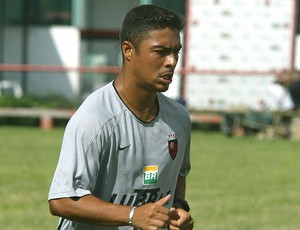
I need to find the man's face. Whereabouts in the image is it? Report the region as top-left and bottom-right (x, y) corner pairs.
(130, 28), (182, 92)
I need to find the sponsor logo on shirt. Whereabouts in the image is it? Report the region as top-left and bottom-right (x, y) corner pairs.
(143, 165), (158, 185)
(109, 188), (171, 206)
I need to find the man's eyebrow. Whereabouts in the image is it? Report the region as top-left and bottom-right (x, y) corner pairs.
(152, 45), (169, 49)
(152, 45), (182, 50)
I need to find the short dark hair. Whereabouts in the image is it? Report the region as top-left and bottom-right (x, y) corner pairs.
(119, 4), (185, 51)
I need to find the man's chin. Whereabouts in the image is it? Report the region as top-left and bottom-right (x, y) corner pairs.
(157, 85), (169, 92)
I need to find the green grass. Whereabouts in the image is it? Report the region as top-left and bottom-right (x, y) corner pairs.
(0, 127), (62, 229)
(188, 131), (300, 230)
(0, 127), (300, 229)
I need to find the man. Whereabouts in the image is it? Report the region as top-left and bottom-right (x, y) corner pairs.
(275, 69), (300, 110)
(48, 4), (194, 230)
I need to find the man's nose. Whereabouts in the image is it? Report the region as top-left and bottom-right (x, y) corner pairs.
(165, 53), (178, 68)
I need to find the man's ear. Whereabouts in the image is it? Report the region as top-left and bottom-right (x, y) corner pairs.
(122, 41), (133, 61)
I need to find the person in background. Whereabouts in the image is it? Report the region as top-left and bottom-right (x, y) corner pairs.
(275, 69), (300, 110)
(48, 4), (194, 230)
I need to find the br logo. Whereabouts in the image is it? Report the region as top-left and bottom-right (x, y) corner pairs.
(143, 165), (158, 185)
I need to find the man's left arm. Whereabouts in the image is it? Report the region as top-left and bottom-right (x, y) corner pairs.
(170, 176), (194, 230)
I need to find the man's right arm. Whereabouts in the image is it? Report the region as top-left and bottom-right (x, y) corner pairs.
(49, 194), (131, 226)
(49, 194), (172, 229)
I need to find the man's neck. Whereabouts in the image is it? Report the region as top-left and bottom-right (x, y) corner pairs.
(114, 77), (159, 122)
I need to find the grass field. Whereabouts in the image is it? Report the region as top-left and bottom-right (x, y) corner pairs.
(0, 126), (299, 229)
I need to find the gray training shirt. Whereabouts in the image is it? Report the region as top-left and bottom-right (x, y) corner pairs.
(48, 81), (191, 230)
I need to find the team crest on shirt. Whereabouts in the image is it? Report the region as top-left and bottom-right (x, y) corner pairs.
(168, 139), (178, 160)
(168, 131), (178, 160)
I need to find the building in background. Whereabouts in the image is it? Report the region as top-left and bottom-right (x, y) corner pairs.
(184, 0), (299, 111)
(0, 0), (299, 113)
(0, 0), (184, 100)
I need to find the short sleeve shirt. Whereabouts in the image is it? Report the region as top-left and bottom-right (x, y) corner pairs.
(48, 82), (191, 230)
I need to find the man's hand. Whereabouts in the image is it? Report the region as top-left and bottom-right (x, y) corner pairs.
(132, 194), (172, 230)
(169, 207), (194, 230)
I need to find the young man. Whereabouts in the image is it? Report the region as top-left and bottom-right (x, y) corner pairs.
(48, 4), (194, 230)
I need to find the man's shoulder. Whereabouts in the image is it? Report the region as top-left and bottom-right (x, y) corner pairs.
(89, 81), (115, 97)
(158, 93), (190, 118)
(71, 82), (124, 124)
(84, 82), (117, 106)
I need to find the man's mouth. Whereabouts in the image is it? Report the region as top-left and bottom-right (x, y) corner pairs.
(160, 72), (173, 84)
(162, 70), (174, 78)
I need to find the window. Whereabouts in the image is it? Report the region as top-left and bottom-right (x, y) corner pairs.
(1, 0), (71, 26)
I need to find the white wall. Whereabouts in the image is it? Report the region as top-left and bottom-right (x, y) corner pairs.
(2, 27), (23, 91)
(27, 26), (80, 98)
(3, 26), (80, 99)
(184, 0), (297, 111)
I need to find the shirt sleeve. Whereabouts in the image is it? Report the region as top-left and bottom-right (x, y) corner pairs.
(179, 115), (191, 178)
(48, 115), (103, 200)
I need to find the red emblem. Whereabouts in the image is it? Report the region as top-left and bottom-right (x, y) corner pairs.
(168, 139), (178, 160)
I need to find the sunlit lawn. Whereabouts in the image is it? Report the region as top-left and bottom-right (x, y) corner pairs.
(188, 131), (300, 230)
(0, 126), (300, 229)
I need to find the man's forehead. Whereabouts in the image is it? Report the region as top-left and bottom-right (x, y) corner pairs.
(144, 28), (182, 46)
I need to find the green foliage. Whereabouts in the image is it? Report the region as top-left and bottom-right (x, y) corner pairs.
(0, 117), (38, 126)
(0, 95), (79, 109)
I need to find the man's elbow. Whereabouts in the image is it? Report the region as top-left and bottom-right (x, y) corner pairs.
(48, 199), (63, 217)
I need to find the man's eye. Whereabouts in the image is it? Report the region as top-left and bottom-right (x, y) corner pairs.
(156, 50), (169, 56)
(154, 48), (180, 57)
